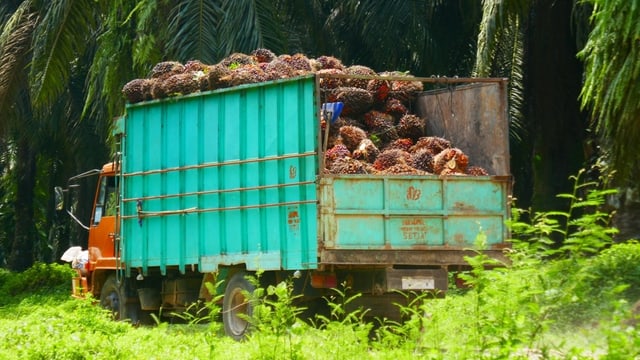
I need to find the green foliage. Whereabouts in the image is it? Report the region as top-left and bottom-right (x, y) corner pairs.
(251, 279), (305, 336)
(552, 241), (640, 326)
(506, 168), (626, 326)
(3, 170), (640, 359)
(0, 262), (74, 302)
(579, 0), (640, 183)
(581, 242), (640, 302)
(247, 278), (307, 360)
(318, 283), (368, 326)
(508, 168), (617, 259)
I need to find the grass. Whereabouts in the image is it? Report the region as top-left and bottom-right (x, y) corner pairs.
(0, 261), (637, 359)
(2, 170), (640, 359)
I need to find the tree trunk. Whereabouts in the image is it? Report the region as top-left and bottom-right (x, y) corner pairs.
(525, 0), (588, 212)
(8, 138), (37, 271)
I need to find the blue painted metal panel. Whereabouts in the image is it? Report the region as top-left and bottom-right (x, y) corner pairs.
(121, 76), (318, 274)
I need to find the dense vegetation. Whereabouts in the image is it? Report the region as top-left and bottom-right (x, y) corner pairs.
(2, 173), (639, 359)
(3, 0), (640, 271)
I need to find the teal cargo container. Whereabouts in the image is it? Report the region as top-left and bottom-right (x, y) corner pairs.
(120, 75), (319, 275)
(64, 73), (510, 338)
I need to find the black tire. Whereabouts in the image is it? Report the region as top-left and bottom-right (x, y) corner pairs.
(222, 272), (255, 340)
(100, 274), (140, 323)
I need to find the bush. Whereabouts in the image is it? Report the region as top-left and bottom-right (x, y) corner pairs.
(580, 241), (640, 302)
(0, 262), (74, 302)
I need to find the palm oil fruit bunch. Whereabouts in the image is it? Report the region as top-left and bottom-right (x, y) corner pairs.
(119, 50), (489, 177)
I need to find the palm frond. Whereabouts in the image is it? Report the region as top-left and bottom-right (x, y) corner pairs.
(166, 0), (221, 63)
(218, 0), (287, 56)
(474, 0), (530, 77)
(1, 1), (22, 23)
(505, 17), (526, 144)
(579, 0), (640, 181)
(83, 0), (136, 130)
(323, 0), (436, 71)
(28, 0), (97, 108)
(323, 0), (479, 75)
(276, 0), (331, 55)
(0, 3), (35, 126)
(129, 0), (166, 74)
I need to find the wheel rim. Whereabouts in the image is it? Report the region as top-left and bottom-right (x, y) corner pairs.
(228, 287), (249, 336)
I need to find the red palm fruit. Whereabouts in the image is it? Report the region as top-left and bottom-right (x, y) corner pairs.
(317, 68), (346, 90)
(384, 98), (409, 117)
(329, 157), (368, 174)
(339, 125), (368, 152)
(466, 166), (489, 176)
(160, 73), (200, 97)
(410, 136), (452, 155)
(384, 138), (414, 152)
(352, 138), (380, 164)
(150, 61), (185, 80)
(411, 149), (435, 173)
(330, 87), (374, 116)
(325, 144), (351, 168)
(344, 65), (376, 89)
(367, 78), (390, 104)
(220, 52), (256, 68)
(224, 64), (268, 86)
(372, 149), (412, 171)
(381, 163), (427, 175)
(397, 114), (425, 141)
(207, 64), (232, 90)
(251, 48), (277, 63)
(433, 148), (469, 174)
(315, 55), (345, 70)
(122, 79), (149, 103)
(264, 59), (297, 79)
(389, 76), (424, 103)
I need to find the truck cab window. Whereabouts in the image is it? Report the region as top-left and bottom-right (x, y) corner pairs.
(93, 176), (117, 225)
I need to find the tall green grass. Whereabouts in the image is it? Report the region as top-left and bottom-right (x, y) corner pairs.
(1, 169), (640, 359)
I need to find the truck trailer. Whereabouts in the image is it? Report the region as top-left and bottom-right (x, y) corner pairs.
(58, 73), (511, 339)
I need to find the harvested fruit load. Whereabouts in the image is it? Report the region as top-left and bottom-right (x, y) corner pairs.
(122, 49), (328, 103)
(325, 136), (485, 176)
(121, 50), (490, 176)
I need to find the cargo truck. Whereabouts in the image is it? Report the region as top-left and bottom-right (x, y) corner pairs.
(57, 73), (511, 339)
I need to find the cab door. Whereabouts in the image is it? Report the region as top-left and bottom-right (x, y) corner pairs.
(88, 174), (118, 262)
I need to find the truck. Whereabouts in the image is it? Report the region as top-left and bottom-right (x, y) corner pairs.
(57, 72), (511, 339)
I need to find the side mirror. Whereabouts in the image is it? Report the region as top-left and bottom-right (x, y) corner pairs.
(54, 186), (64, 211)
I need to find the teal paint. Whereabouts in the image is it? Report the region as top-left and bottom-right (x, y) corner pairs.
(319, 176), (509, 249)
(121, 76), (319, 274)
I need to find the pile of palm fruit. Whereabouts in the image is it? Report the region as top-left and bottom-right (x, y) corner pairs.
(121, 49), (489, 176)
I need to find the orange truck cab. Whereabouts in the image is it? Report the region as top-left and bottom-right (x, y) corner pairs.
(60, 162), (119, 299)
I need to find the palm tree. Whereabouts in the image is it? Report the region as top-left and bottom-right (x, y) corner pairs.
(6, 0), (633, 269)
(473, 0), (592, 213)
(0, 0), (108, 270)
(0, 1), (40, 270)
(0, 0), (324, 269)
(579, 0), (640, 185)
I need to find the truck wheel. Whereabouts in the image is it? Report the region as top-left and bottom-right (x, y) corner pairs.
(100, 275), (140, 323)
(223, 272), (255, 340)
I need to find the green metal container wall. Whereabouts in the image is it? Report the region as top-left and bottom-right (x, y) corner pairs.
(120, 76), (318, 275)
(319, 175), (509, 250)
